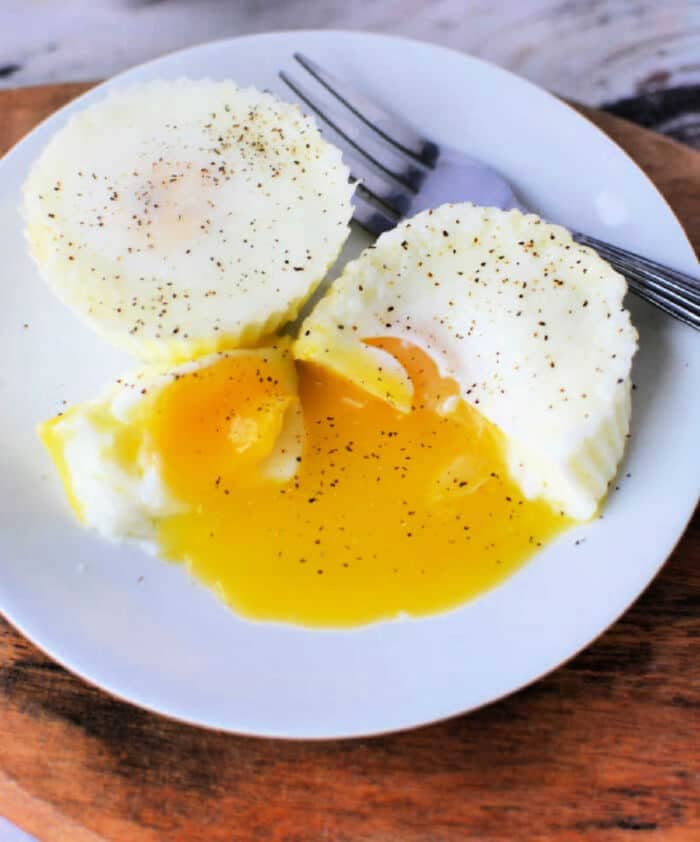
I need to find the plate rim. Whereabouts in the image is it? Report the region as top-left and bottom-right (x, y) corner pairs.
(1, 28), (698, 740)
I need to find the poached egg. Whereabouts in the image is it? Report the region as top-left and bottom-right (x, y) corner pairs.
(24, 80), (354, 361)
(295, 204), (638, 519)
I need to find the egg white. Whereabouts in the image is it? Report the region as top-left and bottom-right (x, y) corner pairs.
(24, 80), (355, 361)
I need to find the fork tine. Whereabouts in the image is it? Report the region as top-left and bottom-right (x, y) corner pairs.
(352, 186), (399, 236)
(279, 70), (427, 192)
(280, 67), (413, 217)
(294, 53), (439, 168)
(352, 168), (411, 219)
(281, 68), (407, 224)
(347, 162), (414, 218)
(321, 130), (415, 218)
(281, 71), (413, 216)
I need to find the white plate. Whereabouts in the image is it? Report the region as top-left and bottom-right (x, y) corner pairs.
(0, 31), (698, 739)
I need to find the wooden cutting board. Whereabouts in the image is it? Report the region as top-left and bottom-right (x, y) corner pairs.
(1, 83), (698, 842)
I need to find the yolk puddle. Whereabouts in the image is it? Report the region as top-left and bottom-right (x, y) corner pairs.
(148, 345), (571, 626)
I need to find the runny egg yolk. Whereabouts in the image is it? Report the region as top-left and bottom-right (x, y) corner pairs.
(147, 343), (571, 626)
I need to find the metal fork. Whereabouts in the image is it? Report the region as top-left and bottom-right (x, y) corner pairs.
(280, 53), (700, 330)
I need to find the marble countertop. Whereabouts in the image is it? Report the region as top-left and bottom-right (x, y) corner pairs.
(1, 1), (699, 143)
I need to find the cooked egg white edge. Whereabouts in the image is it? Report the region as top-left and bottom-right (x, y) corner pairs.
(295, 203), (638, 520)
(57, 413), (184, 544)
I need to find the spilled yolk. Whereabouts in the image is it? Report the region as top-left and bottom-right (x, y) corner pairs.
(147, 344), (571, 626)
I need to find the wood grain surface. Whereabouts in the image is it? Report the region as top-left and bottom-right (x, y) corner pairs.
(1, 83), (698, 842)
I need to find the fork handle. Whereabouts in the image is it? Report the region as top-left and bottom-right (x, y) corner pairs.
(572, 232), (700, 330)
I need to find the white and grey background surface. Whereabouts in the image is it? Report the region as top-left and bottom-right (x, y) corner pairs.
(1, 1), (699, 840)
(2, 0), (700, 147)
